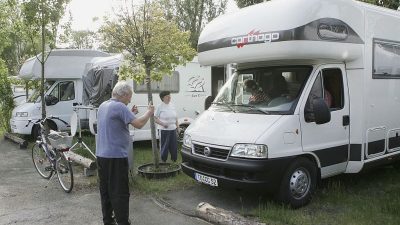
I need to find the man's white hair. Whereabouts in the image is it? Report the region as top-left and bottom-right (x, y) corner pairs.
(112, 81), (132, 99)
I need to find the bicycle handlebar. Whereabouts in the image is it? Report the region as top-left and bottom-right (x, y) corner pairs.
(25, 116), (69, 127)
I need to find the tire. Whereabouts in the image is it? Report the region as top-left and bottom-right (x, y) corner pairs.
(32, 125), (41, 140)
(32, 143), (53, 179)
(56, 153), (74, 193)
(277, 157), (317, 208)
(178, 124), (188, 142)
(46, 120), (58, 131)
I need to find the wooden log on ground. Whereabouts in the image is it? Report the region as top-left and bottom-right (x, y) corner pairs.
(65, 151), (96, 170)
(196, 202), (266, 225)
(4, 132), (28, 149)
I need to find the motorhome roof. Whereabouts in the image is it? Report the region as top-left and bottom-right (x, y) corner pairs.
(19, 49), (111, 80)
(197, 0), (398, 66)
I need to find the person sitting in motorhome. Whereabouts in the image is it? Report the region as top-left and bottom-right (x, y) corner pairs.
(269, 74), (289, 98)
(244, 79), (270, 104)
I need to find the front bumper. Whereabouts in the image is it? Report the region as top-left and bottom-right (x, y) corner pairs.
(181, 146), (294, 191)
(10, 118), (32, 135)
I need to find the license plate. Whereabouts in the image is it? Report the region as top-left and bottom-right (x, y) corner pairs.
(195, 173), (218, 187)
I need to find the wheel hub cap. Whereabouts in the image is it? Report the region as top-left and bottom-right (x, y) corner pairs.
(289, 169), (310, 199)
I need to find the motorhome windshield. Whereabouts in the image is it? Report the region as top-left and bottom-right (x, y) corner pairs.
(27, 81), (54, 103)
(213, 66), (312, 114)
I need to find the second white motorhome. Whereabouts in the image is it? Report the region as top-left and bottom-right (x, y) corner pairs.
(11, 49), (228, 141)
(181, 0), (400, 207)
(10, 49), (111, 138)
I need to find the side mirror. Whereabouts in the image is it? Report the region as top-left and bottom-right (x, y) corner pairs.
(312, 98), (331, 124)
(45, 95), (59, 106)
(204, 96), (215, 110)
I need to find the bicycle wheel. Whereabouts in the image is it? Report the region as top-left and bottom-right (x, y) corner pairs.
(32, 143), (53, 179)
(56, 153), (74, 193)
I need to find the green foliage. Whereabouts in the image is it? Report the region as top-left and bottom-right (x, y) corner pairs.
(21, 0), (71, 50)
(235, 0), (268, 8)
(68, 30), (96, 49)
(235, 0), (399, 10)
(0, 60), (15, 132)
(100, 1), (196, 82)
(161, 0), (227, 49)
(359, 0), (399, 10)
(1, 0), (39, 76)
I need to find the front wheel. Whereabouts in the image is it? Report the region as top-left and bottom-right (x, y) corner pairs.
(32, 143), (53, 179)
(56, 153), (74, 193)
(277, 157), (317, 208)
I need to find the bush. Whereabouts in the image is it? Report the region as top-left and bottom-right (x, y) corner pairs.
(0, 59), (15, 132)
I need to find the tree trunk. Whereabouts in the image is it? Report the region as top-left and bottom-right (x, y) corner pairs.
(40, 13), (46, 120)
(145, 65), (160, 169)
(196, 202), (266, 225)
(66, 151), (96, 169)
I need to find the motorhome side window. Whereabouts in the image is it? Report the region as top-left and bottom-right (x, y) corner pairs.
(133, 71), (179, 93)
(60, 82), (75, 101)
(373, 39), (400, 78)
(305, 68), (344, 122)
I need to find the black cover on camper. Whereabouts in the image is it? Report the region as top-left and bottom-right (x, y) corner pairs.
(83, 67), (118, 107)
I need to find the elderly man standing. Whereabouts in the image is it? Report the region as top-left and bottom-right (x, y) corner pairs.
(96, 81), (154, 225)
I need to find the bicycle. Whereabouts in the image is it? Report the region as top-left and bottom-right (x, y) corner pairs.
(27, 116), (74, 193)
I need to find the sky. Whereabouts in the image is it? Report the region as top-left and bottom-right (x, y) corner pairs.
(65, 0), (239, 31)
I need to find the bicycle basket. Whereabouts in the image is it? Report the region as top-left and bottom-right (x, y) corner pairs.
(48, 131), (73, 149)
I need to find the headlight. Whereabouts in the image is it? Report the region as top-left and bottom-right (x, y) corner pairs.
(15, 112), (28, 117)
(183, 134), (192, 148)
(230, 144), (268, 159)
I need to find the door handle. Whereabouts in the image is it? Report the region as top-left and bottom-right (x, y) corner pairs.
(343, 115), (350, 126)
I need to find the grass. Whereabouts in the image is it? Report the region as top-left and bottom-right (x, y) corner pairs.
(129, 141), (196, 195)
(66, 132), (196, 195)
(254, 165), (400, 225)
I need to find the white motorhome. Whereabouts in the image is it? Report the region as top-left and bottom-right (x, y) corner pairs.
(126, 57), (227, 141)
(10, 49), (111, 137)
(181, 0), (400, 207)
(84, 54), (227, 141)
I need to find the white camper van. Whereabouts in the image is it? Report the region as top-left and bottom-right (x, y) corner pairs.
(127, 57), (227, 141)
(10, 49), (111, 137)
(181, 0), (400, 207)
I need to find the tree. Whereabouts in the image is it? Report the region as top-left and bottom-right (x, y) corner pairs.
(1, 0), (39, 77)
(100, 0), (196, 168)
(0, 59), (14, 132)
(161, 0), (227, 49)
(21, 0), (70, 119)
(235, 0), (399, 10)
(235, 0), (268, 8)
(67, 30), (96, 49)
(359, 0), (400, 10)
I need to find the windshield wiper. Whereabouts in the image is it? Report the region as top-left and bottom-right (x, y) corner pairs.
(212, 102), (236, 113)
(230, 104), (270, 115)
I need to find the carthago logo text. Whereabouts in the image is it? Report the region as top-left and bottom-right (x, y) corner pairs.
(231, 30), (280, 48)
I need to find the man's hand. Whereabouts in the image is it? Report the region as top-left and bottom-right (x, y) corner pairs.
(147, 101), (155, 115)
(131, 105), (139, 114)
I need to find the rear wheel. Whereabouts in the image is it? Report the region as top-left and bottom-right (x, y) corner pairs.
(56, 153), (74, 193)
(277, 157), (317, 208)
(32, 143), (53, 179)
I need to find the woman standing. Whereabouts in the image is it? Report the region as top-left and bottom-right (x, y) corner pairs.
(155, 91), (179, 162)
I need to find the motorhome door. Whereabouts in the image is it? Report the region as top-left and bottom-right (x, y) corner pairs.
(300, 64), (350, 178)
(46, 81), (76, 130)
